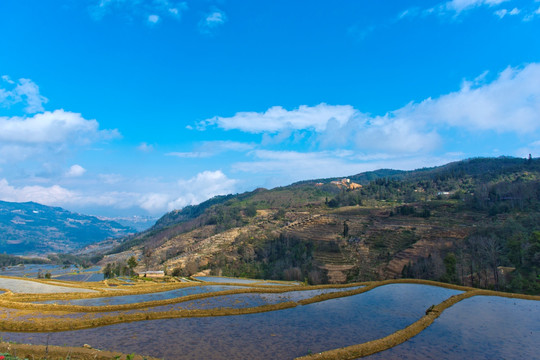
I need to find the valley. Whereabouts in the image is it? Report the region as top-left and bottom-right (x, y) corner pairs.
(0, 157), (538, 359)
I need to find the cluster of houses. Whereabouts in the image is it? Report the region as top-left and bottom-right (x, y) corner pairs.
(316, 178), (362, 190)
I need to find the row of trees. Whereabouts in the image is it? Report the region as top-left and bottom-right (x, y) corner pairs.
(103, 256), (138, 279)
(402, 217), (540, 294)
(207, 233), (327, 284)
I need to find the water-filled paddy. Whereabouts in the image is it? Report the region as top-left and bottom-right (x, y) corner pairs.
(54, 273), (105, 282)
(37, 285), (244, 306)
(367, 295), (540, 360)
(0, 284), (461, 359)
(195, 276), (264, 284)
(0, 264), (77, 277)
(195, 276), (302, 286)
(0, 264), (103, 282)
(120, 286), (365, 312)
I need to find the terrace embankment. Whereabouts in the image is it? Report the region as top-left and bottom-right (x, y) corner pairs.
(295, 280), (540, 360)
(0, 342), (158, 360)
(0, 277), (538, 359)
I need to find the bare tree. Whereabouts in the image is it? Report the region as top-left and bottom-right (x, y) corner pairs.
(480, 236), (502, 290)
(143, 247), (153, 271)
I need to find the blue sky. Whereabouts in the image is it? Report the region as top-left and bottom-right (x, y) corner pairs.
(1, 0), (540, 217)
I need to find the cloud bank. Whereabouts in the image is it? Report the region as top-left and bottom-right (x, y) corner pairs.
(200, 63), (540, 155)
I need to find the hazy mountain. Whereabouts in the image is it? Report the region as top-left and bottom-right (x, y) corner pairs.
(96, 216), (158, 232)
(0, 201), (136, 255)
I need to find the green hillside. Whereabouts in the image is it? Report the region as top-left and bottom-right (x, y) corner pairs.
(103, 157), (540, 294)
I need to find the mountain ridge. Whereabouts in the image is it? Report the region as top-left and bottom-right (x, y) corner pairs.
(87, 156), (540, 294)
(0, 200), (136, 255)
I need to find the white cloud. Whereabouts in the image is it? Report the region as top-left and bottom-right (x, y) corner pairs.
(0, 178), (139, 209)
(0, 172), (236, 215)
(138, 170), (238, 212)
(65, 164), (86, 177)
(397, 63), (540, 133)
(166, 151), (212, 158)
(166, 141), (254, 158)
(1, 75), (14, 84)
(137, 142), (154, 152)
(495, 8), (508, 17)
(200, 63), (540, 157)
(90, 0), (188, 23)
(350, 116), (442, 153)
(0, 77), (120, 168)
(523, 5), (540, 21)
(0, 178), (76, 205)
(199, 104), (357, 133)
(138, 193), (171, 213)
(199, 140), (254, 152)
(232, 150), (462, 185)
(169, 170), (236, 209)
(495, 7), (520, 18)
(199, 8), (227, 34)
(0, 109), (119, 145)
(98, 173), (124, 184)
(148, 14), (160, 23)
(398, 0), (512, 20)
(443, 0), (510, 14)
(0, 77), (48, 113)
(199, 103), (439, 154)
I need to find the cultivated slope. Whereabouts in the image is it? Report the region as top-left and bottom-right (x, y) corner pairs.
(102, 157), (540, 292)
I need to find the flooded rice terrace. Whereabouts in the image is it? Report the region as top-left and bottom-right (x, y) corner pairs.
(367, 295), (540, 360)
(0, 264), (104, 281)
(0, 272), (537, 360)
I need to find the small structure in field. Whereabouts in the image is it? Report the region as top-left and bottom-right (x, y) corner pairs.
(330, 178), (362, 190)
(138, 270), (165, 278)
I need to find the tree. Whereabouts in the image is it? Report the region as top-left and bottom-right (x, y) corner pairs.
(479, 236), (502, 290)
(442, 253), (458, 284)
(143, 247), (153, 271)
(103, 263), (114, 279)
(245, 204), (257, 217)
(127, 256), (138, 276)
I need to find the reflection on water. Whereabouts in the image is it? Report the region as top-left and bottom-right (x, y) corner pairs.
(55, 273), (105, 282)
(195, 276), (302, 286)
(127, 286), (365, 312)
(1, 284), (460, 359)
(37, 285), (244, 306)
(0, 264), (102, 281)
(195, 276), (261, 284)
(367, 295), (540, 360)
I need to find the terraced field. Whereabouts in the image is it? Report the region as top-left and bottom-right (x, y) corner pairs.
(0, 275), (537, 360)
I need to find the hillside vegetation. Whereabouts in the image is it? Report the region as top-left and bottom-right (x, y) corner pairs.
(102, 157), (540, 294)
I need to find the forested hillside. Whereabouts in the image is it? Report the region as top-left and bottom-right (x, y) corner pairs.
(101, 157), (540, 294)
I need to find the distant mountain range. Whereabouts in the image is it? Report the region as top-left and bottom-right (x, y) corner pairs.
(0, 201), (136, 255)
(96, 215), (158, 232)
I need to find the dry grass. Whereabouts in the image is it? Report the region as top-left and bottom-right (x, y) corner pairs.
(0, 341), (158, 360)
